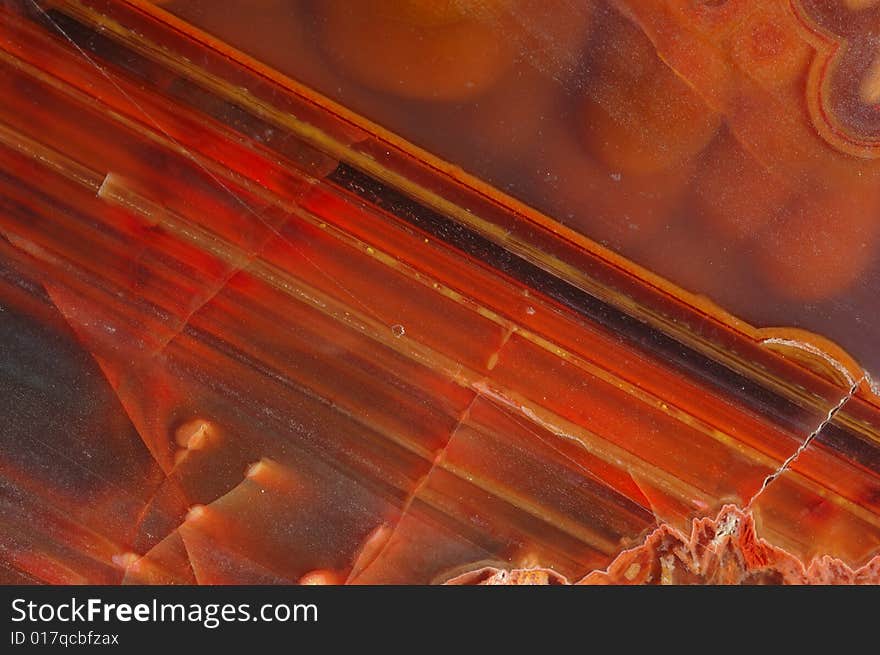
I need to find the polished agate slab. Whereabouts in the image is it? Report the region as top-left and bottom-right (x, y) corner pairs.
(0, 0), (878, 585)
(162, 0), (880, 386)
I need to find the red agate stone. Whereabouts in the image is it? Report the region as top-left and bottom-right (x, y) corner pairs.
(1, 1), (880, 586)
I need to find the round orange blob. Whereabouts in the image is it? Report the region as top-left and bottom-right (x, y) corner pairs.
(755, 175), (880, 300)
(316, 0), (513, 101)
(496, 0), (594, 80)
(463, 65), (565, 166)
(728, 3), (812, 91)
(579, 8), (721, 175)
(692, 130), (797, 241)
(535, 121), (692, 253)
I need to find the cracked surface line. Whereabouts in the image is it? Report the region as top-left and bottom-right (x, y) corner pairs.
(345, 389), (482, 582)
(175, 530), (198, 585)
(345, 324), (519, 581)
(0, 266), (186, 565)
(127, 471), (190, 547)
(148, 249), (263, 360)
(746, 378), (863, 509)
(129, 470), (290, 584)
(0, 278), (198, 566)
(88, 352), (172, 474)
(28, 1), (392, 350)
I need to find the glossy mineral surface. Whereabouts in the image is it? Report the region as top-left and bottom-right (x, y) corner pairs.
(165, 0), (880, 384)
(0, 0), (879, 585)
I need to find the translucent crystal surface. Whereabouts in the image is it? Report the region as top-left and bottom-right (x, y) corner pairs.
(1, 1), (879, 585)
